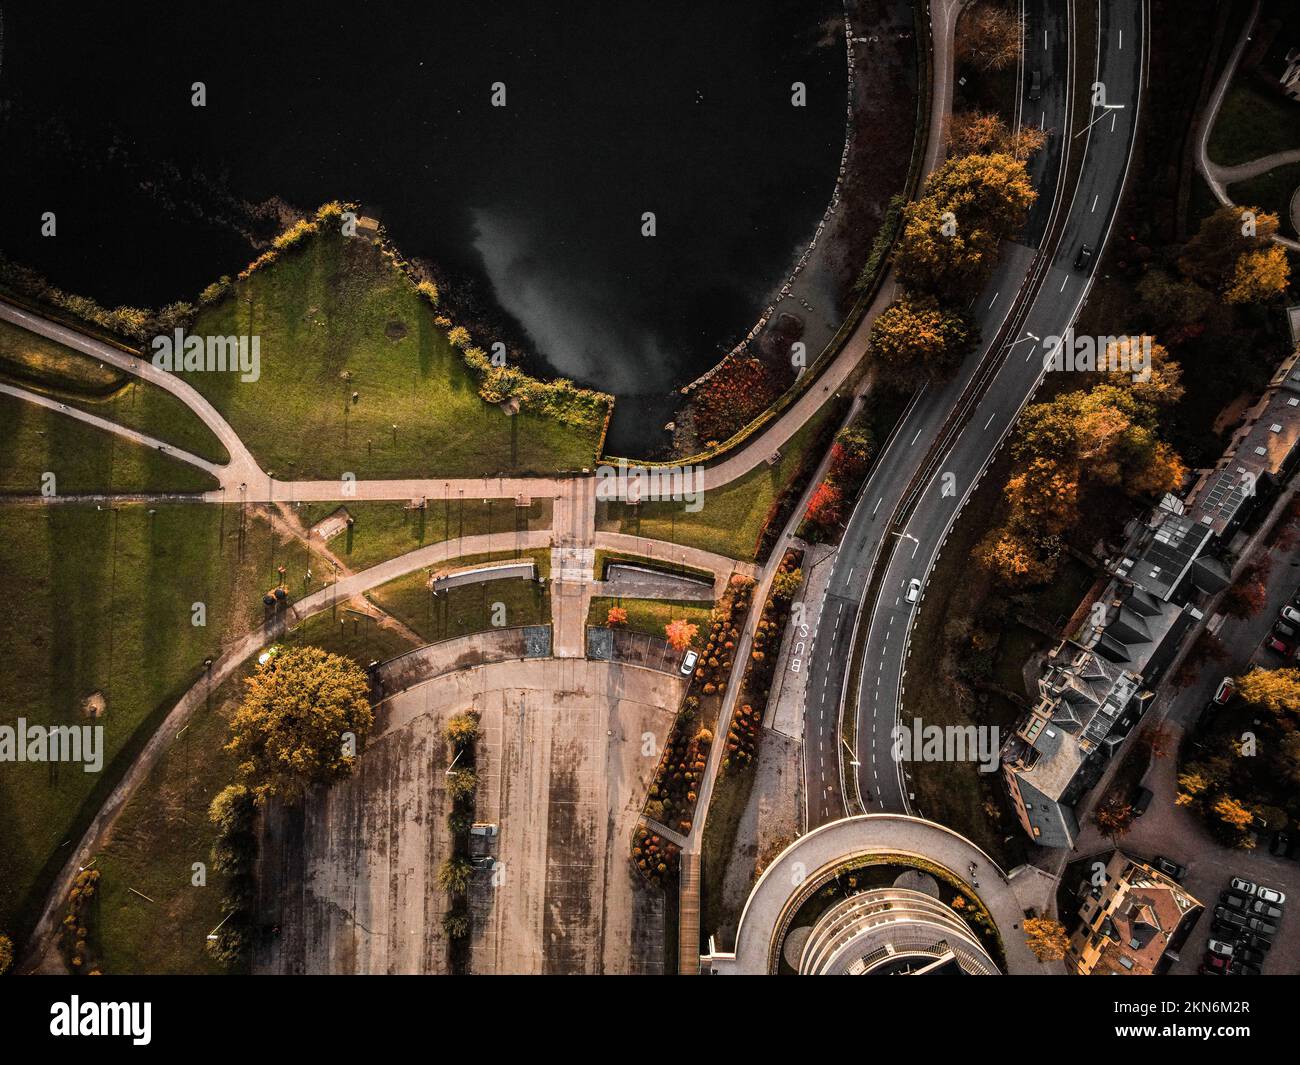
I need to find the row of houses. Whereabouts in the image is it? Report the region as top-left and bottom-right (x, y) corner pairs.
(1002, 345), (1300, 848)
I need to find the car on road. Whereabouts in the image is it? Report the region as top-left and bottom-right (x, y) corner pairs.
(1214, 907), (1248, 930)
(1206, 938), (1235, 957)
(1029, 69), (1042, 100)
(1246, 917), (1278, 936)
(1231, 877), (1259, 897)
(1154, 855), (1187, 881)
(1249, 900), (1283, 920)
(1074, 243), (1093, 270)
(679, 650), (698, 677)
(1257, 886), (1286, 905)
(1213, 677), (1236, 705)
(905, 578), (921, 604)
(1281, 605), (1300, 628)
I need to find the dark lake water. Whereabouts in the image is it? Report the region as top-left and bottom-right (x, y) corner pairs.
(0, 1), (846, 454)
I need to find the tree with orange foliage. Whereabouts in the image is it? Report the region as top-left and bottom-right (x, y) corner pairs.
(804, 482), (844, 531)
(606, 606), (628, 627)
(664, 618), (699, 652)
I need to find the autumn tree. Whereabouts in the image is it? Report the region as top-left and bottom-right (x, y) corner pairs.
(1023, 917), (1070, 961)
(442, 909), (470, 939)
(1095, 798), (1135, 841)
(804, 482), (844, 531)
(1225, 244), (1290, 305)
(665, 618), (699, 652)
(1213, 795), (1255, 835)
(1236, 667), (1300, 715)
(869, 294), (976, 382)
(606, 606), (629, 627)
(957, 3), (1024, 70)
(1135, 269), (1214, 335)
(225, 646), (374, 804)
(771, 567), (804, 599)
(947, 109), (1047, 160)
(445, 712), (479, 751)
(895, 153), (1037, 295)
(1178, 204), (1279, 289)
(446, 767), (478, 801)
(438, 856), (474, 895)
(0, 933), (12, 975)
(974, 526), (1057, 588)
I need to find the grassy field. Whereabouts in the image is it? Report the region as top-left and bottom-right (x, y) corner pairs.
(366, 548), (552, 643)
(182, 229), (603, 479)
(290, 497), (552, 571)
(1208, 81), (1300, 167)
(0, 319), (230, 465)
(586, 596), (712, 638)
(598, 403), (841, 561)
(93, 608), (417, 974)
(0, 502), (324, 941)
(0, 394), (219, 495)
(1230, 162), (1300, 239)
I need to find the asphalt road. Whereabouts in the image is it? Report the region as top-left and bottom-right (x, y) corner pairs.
(803, 0), (1146, 827)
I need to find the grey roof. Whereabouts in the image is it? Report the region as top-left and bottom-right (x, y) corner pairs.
(1130, 514), (1213, 601)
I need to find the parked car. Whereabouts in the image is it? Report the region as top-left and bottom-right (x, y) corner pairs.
(1220, 892), (1249, 912)
(1276, 619), (1298, 638)
(1269, 831), (1290, 856)
(1213, 677), (1236, 705)
(1257, 886), (1287, 905)
(1229, 960), (1261, 976)
(1237, 946), (1267, 966)
(1202, 952), (1230, 974)
(1266, 634), (1296, 656)
(1230, 877), (1259, 897)
(1246, 917), (1278, 936)
(1214, 907), (1248, 930)
(1250, 900), (1283, 920)
(1154, 855), (1187, 881)
(679, 649), (699, 677)
(1242, 933), (1272, 954)
(1281, 605), (1300, 627)
(1133, 786), (1154, 817)
(1206, 938), (1236, 957)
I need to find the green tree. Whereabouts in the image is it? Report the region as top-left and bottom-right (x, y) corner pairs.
(225, 646), (374, 804)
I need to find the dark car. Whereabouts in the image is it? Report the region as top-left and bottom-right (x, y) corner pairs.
(1229, 960), (1261, 976)
(1133, 786), (1154, 817)
(1220, 892), (1249, 912)
(1242, 933), (1272, 954)
(1214, 907), (1248, 930)
(1074, 244), (1094, 271)
(1249, 900), (1283, 920)
(1237, 946), (1267, 966)
(1029, 69), (1043, 101)
(1247, 917), (1278, 936)
(1154, 855), (1187, 881)
(1270, 831), (1290, 856)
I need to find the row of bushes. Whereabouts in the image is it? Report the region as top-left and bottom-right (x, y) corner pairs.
(439, 712), (481, 966)
(799, 413), (876, 542)
(59, 869), (102, 974)
(206, 783), (259, 964)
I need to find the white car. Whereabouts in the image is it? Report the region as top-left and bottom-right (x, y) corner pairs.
(1257, 886), (1287, 906)
(1207, 938), (1236, 958)
(680, 650), (699, 676)
(1281, 605), (1300, 627)
(1230, 877), (1258, 898)
(905, 578), (922, 604)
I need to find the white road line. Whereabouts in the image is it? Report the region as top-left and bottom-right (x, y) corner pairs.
(872, 496), (882, 514)
(910, 428), (922, 446)
(1059, 275), (1069, 292)
(1119, 30), (1123, 50)
(1091, 193), (1098, 212)
(988, 291), (1000, 308)
(984, 411), (997, 429)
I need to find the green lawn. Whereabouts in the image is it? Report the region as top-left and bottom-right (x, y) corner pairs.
(1208, 81), (1300, 167)
(93, 608), (418, 974)
(598, 403), (841, 561)
(290, 497), (552, 571)
(0, 394), (219, 495)
(0, 318), (229, 465)
(0, 502), (324, 941)
(182, 229), (603, 479)
(366, 548), (553, 643)
(1230, 161), (1300, 239)
(587, 596), (712, 638)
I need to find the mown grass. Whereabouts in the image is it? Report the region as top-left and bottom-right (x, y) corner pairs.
(93, 605), (418, 974)
(367, 569), (550, 644)
(0, 393), (219, 495)
(0, 319), (229, 464)
(0, 502), (324, 942)
(598, 403), (841, 561)
(587, 596), (712, 638)
(183, 230), (602, 479)
(290, 497), (552, 571)
(1208, 81), (1300, 167)
(1230, 162), (1300, 239)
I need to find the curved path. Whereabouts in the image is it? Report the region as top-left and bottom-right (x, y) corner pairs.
(718, 814), (1053, 974)
(1195, 0), (1300, 252)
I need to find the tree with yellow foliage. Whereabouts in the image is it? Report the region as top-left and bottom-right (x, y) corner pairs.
(1213, 795), (1255, 834)
(869, 294), (976, 382)
(1225, 244), (1290, 305)
(1236, 666), (1300, 715)
(1178, 204), (1279, 289)
(1023, 917), (1070, 961)
(947, 110), (1048, 160)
